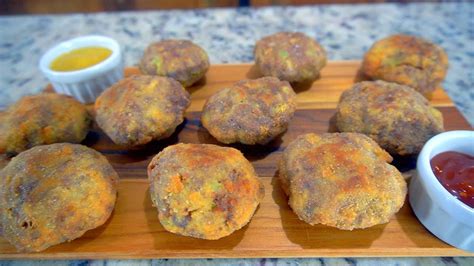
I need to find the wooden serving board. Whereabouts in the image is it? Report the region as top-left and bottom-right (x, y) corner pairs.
(1, 61), (472, 259)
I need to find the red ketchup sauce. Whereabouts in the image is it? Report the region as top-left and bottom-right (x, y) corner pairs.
(430, 151), (474, 208)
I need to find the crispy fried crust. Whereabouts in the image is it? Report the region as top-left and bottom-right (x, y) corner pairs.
(148, 143), (264, 240)
(95, 75), (190, 147)
(0, 94), (91, 156)
(254, 32), (327, 83)
(0, 143), (118, 252)
(336, 80), (444, 155)
(279, 133), (406, 230)
(201, 77), (296, 145)
(139, 40), (210, 87)
(362, 34), (448, 98)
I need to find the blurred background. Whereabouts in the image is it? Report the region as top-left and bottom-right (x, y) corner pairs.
(0, 0), (443, 15)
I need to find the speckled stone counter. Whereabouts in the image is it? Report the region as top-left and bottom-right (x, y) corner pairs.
(0, 2), (473, 265)
(0, 2), (473, 125)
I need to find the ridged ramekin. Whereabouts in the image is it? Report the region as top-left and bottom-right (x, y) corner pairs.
(409, 130), (474, 252)
(39, 35), (123, 103)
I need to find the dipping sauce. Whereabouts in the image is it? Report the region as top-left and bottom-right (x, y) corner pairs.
(50, 46), (112, 72)
(431, 151), (474, 208)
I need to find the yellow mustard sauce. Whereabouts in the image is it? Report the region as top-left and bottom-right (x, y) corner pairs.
(49, 46), (112, 72)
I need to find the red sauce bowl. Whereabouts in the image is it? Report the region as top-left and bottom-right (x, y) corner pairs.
(431, 151), (474, 208)
(409, 130), (474, 252)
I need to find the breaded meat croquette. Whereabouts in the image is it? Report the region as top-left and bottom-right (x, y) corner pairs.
(0, 143), (118, 252)
(336, 80), (444, 156)
(201, 77), (296, 145)
(254, 32), (327, 83)
(362, 34), (448, 98)
(95, 75), (190, 147)
(148, 143), (264, 240)
(279, 133), (407, 230)
(139, 40), (210, 87)
(0, 94), (91, 156)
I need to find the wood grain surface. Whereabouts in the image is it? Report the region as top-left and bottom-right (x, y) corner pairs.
(2, 62), (472, 259)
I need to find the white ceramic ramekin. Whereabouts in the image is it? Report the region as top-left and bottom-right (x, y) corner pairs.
(39, 35), (123, 103)
(409, 130), (474, 252)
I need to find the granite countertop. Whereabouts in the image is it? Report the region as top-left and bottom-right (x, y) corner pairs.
(0, 2), (473, 126)
(0, 2), (473, 265)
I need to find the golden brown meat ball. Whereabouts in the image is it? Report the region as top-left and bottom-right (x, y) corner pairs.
(0, 93), (91, 156)
(279, 133), (407, 230)
(95, 75), (190, 147)
(362, 34), (449, 98)
(254, 32), (327, 83)
(201, 77), (296, 145)
(148, 143), (264, 240)
(0, 143), (118, 252)
(335, 80), (444, 156)
(139, 39), (210, 87)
